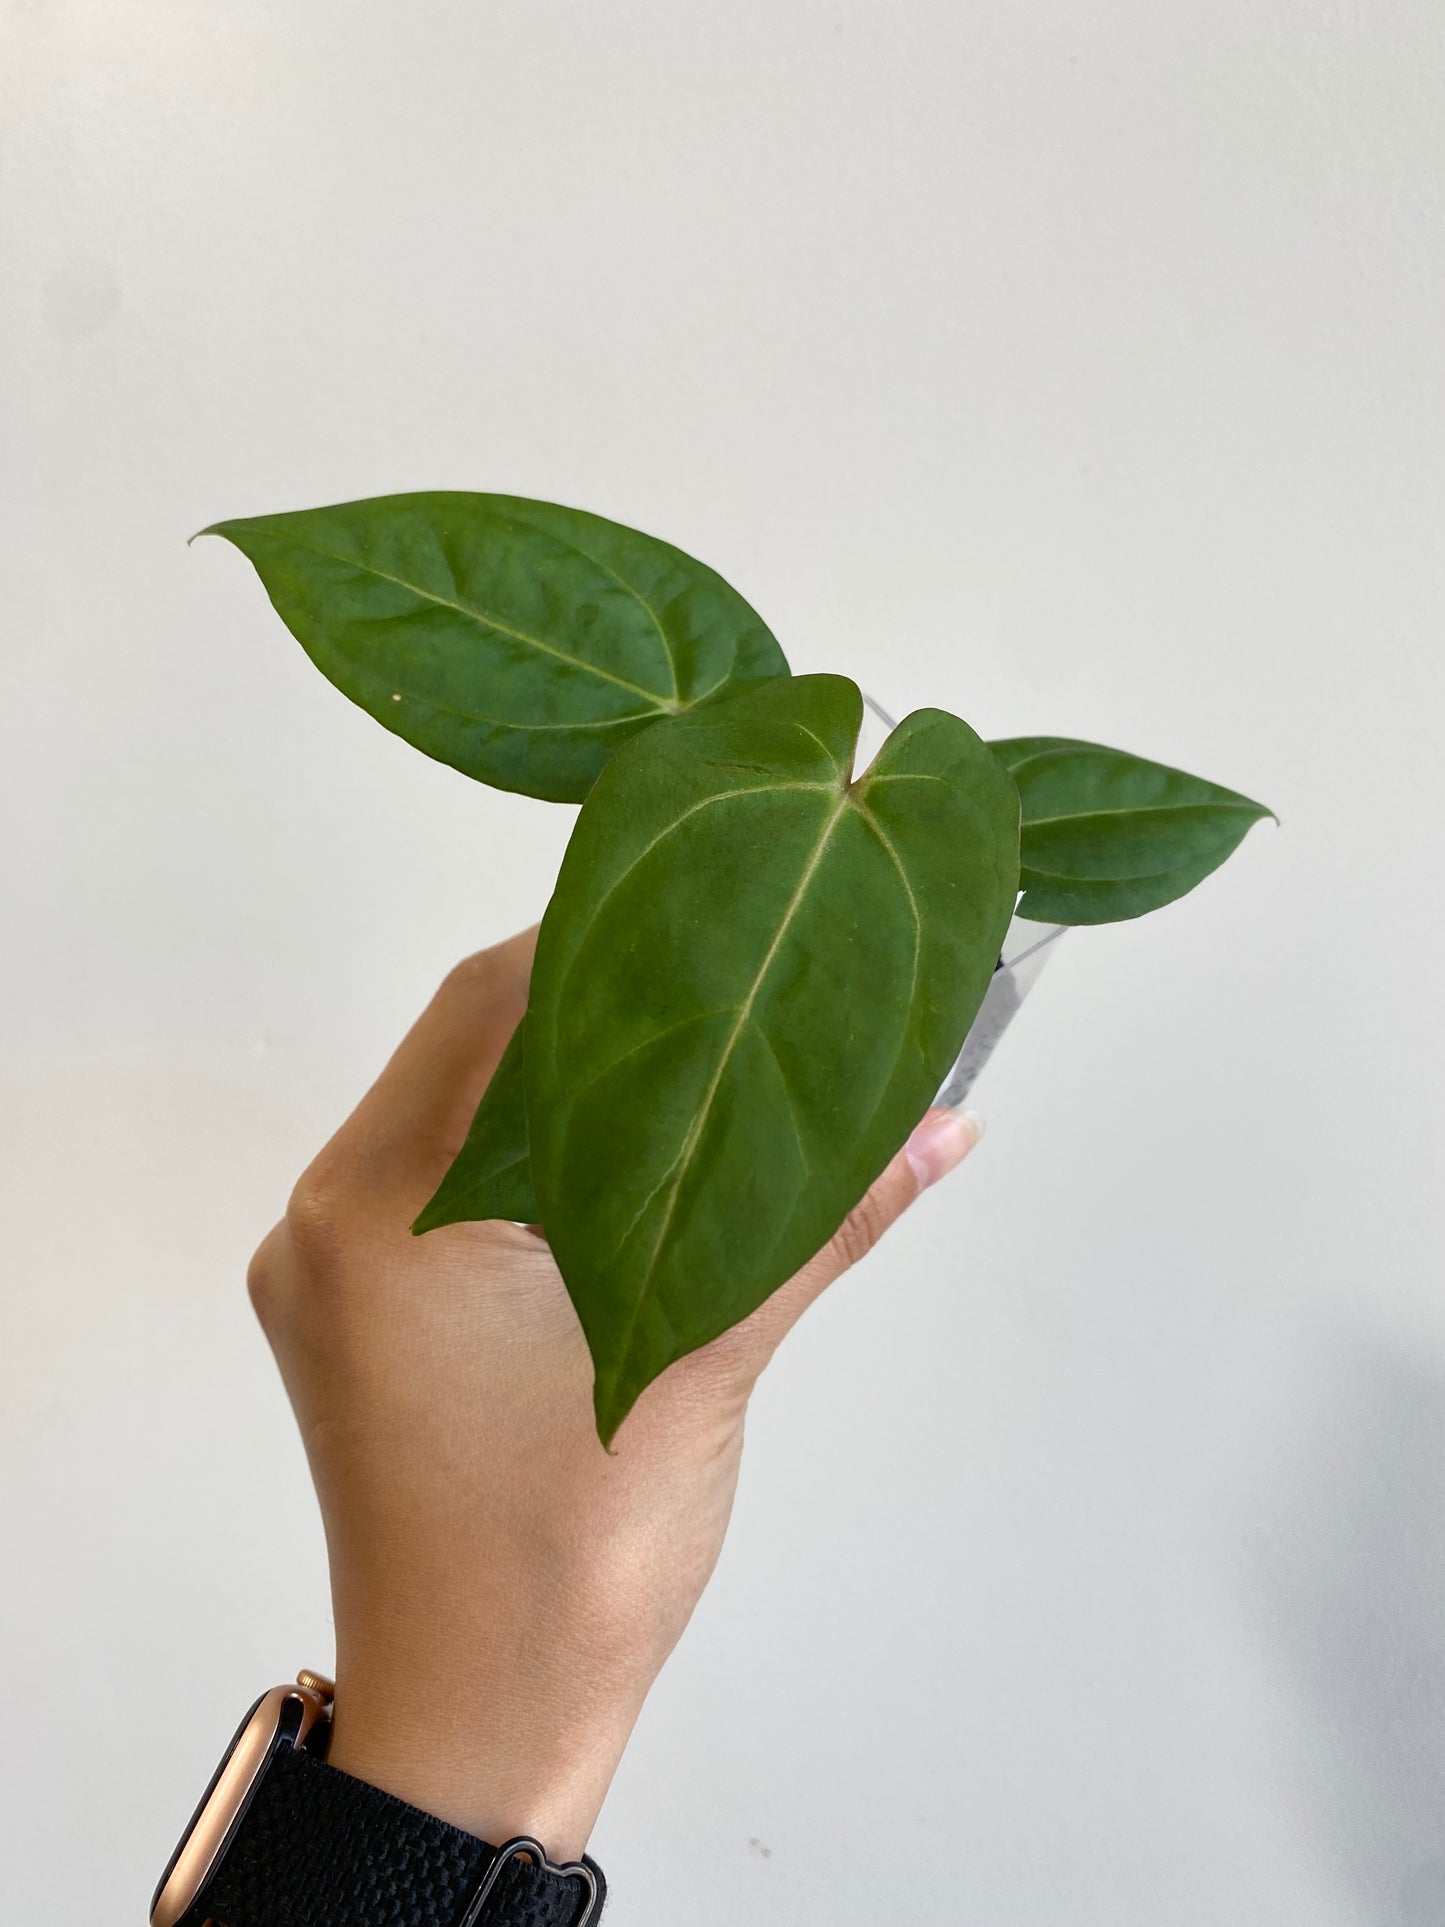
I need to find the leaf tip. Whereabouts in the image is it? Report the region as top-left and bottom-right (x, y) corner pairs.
(1237, 795), (1279, 831)
(592, 1375), (637, 1452)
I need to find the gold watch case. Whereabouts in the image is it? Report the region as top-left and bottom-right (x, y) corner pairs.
(150, 1672), (334, 1927)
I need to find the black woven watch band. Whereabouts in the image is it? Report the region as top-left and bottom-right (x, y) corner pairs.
(185, 1745), (602, 1927)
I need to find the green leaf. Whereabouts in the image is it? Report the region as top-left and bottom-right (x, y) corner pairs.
(989, 736), (1273, 924)
(201, 493), (790, 803)
(411, 1021), (538, 1231)
(526, 674), (1020, 1443)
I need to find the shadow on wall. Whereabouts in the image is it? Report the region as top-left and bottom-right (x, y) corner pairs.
(1246, 1317), (1445, 1926)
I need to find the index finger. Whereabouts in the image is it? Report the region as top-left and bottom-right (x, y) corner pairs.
(323, 925), (538, 1208)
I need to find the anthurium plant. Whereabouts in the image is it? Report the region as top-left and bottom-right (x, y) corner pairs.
(206, 493), (1272, 1441)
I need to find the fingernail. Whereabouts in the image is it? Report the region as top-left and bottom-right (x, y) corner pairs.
(905, 1107), (986, 1191)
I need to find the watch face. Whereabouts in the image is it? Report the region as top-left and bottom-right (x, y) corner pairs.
(150, 1684), (329, 1927)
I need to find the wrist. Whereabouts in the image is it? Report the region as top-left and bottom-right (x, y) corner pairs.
(324, 1643), (641, 1863)
(317, 1502), (693, 1861)
(152, 1669), (608, 1927)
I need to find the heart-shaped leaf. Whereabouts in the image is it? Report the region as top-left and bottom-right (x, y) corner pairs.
(526, 674), (1020, 1442)
(202, 493), (789, 802)
(413, 1020), (538, 1231)
(989, 736), (1272, 924)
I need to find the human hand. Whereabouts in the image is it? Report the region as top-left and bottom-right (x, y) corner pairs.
(246, 927), (984, 1860)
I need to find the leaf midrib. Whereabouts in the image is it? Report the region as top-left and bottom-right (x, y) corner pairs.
(557, 781), (840, 988)
(600, 787), (852, 1393)
(379, 682), (656, 733)
(1023, 799), (1266, 831)
(267, 527), (683, 711)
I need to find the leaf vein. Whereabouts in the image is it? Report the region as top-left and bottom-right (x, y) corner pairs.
(565, 1009), (738, 1117)
(847, 796), (923, 1013)
(747, 1018), (811, 1181)
(542, 528), (681, 702)
(1020, 837), (1248, 885)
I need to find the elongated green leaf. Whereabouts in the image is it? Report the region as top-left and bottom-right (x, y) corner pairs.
(412, 1021), (538, 1231)
(527, 674), (1020, 1442)
(202, 493), (789, 802)
(989, 736), (1273, 924)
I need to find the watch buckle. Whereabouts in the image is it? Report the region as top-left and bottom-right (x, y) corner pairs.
(459, 1836), (604, 1927)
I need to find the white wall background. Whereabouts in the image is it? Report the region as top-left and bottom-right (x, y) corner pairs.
(3, 3), (1443, 1921)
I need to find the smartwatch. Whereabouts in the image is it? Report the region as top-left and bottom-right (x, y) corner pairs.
(151, 1671), (605, 1926)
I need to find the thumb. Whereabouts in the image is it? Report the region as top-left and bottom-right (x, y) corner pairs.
(736, 1106), (987, 1360)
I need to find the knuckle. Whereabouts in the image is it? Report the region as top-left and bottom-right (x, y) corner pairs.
(438, 947), (502, 1005)
(431, 939), (531, 1051)
(647, 1330), (760, 1418)
(686, 1321), (762, 1390)
(282, 1160), (359, 1283)
(829, 1185), (893, 1272)
(245, 1220), (292, 1337)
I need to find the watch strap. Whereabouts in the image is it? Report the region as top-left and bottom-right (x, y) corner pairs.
(186, 1745), (602, 1927)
